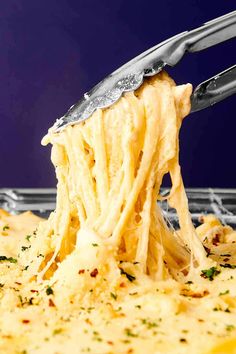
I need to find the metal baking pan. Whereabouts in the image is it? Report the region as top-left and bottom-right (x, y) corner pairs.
(0, 188), (236, 227)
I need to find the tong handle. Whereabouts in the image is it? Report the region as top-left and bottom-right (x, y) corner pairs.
(188, 11), (236, 52)
(51, 11), (236, 132)
(165, 11), (236, 66)
(124, 11), (236, 78)
(191, 65), (236, 112)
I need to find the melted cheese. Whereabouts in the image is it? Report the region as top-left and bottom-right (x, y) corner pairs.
(0, 72), (236, 353)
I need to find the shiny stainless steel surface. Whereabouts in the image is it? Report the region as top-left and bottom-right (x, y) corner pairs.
(0, 188), (56, 218)
(190, 64), (236, 113)
(51, 11), (236, 132)
(1, 189), (236, 229)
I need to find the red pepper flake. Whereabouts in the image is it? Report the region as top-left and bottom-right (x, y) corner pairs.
(78, 269), (85, 274)
(30, 289), (38, 293)
(194, 290), (209, 298)
(49, 298), (55, 307)
(22, 319), (30, 324)
(15, 282), (22, 285)
(212, 234), (220, 246)
(223, 258), (230, 262)
(120, 282), (126, 288)
(90, 268), (98, 278)
(107, 341), (114, 345)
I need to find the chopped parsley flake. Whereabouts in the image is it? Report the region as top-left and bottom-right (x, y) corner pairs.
(46, 286), (54, 296)
(120, 268), (136, 282)
(92, 331), (103, 342)
(0, 256), (17, 263)
(3, 225), (9, 231)
(200, 267), (220, 281)
(110, 292), (117, 300)
(122, 339), (131, 344)
(140, 318), (158, 329)
(92, 243), (98, 247)
(21, 245), (31, 251)
(213, 307), (220, 312)
(25, 235), (31, 241)
(18, 295), (23, 305)
(226, 324), (235, 332)
(124, 328), (138, 337)
(219, 290), (230, 296)
(116, 306), (122, 312)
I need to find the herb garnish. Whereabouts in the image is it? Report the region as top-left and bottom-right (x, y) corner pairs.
(200, 267), (220, 281)
(110, 292), (117, 300)
(226, 324), (235, 332)
(120, 268), (136, 282)
(140, 318), (158, 329)
(219, 289), (230, 296)
(46, 286), (54, 296)
(0, 256), (17, 263)
(124, 328), (138, 337)
(92, 330), (103, 342)
(3, 225), (9, 231)
(21, 245), (31, 251)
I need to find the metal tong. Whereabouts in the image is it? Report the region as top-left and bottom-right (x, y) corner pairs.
(52, 11), (236, 132)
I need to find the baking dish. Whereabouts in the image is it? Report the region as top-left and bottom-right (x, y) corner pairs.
(1, 188), (236, 227)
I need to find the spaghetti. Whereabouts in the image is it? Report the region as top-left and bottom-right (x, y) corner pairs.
(0, 72), (236, 354)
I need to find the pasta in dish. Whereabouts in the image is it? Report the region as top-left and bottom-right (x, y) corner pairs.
(0, 72), (236, 354)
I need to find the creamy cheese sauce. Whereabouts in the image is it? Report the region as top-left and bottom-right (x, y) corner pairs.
(1, 72), (236, 354)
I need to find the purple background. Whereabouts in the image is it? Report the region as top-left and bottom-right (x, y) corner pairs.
(0, 1), (235, 188)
